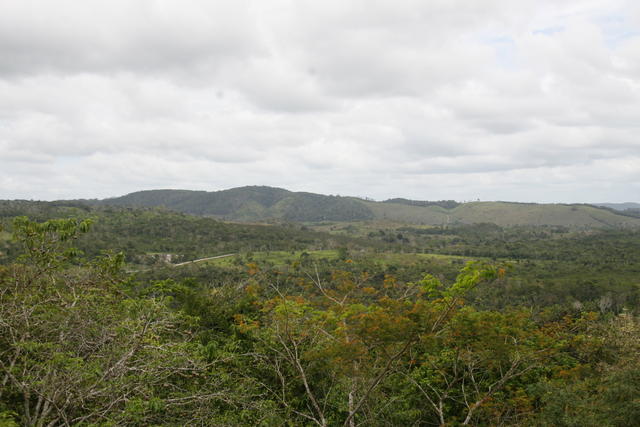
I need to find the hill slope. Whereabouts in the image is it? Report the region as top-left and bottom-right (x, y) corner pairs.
(594, 202), (640, 211)
(82, 187), (640, 228)
(364, 200), (640, 228)
(96, 186), (374, 222)
(0, 201), (377, 265)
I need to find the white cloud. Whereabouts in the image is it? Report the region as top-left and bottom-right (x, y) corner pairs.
(0, 0), (639, 203)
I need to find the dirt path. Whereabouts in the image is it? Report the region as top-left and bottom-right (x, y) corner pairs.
(172, 253), (236, 266)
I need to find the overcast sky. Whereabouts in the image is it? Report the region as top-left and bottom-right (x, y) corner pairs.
(1, 0), (639, 202)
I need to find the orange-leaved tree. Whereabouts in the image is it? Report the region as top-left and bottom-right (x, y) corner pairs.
(244, 262), (503, 426)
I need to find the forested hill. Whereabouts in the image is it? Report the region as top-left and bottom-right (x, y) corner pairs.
(78, 186), (640, 228)
(0, 201), (376, 266)
(93, 186), (374, 222)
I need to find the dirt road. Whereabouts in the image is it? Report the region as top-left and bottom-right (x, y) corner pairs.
(172, 253), (236, 266)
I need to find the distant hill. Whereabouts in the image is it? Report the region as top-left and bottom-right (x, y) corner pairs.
(594, 203), (640, 212)
(590, 203), (640, 220)
(95, 186), (374, 222)
(75, 186), (640, 228)
(365, 200), (640, 228)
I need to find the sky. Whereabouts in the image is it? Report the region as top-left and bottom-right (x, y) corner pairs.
(1, 0), (639, 203)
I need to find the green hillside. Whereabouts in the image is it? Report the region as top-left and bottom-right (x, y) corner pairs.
(0, 201), (382, 267)
(365, 200), (640, 228)
(450, 202), (640, 227)
(96, 186), (374, 222)
(454, 202), (640, 227)
(364, 201), (450, 224)
(78, 186), (640, 228)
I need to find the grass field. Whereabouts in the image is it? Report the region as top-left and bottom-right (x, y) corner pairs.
(358, 200), (640, 228)
(368, 251), (474, 265)
(202, 249), (341, 267)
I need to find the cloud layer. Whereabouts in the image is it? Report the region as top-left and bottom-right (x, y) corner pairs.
(1, 0), (639, 202)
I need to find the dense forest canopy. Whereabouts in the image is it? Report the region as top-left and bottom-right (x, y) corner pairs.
(1, 199), (640, 425)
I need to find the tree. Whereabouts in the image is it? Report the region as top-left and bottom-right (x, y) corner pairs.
(533, 312), (640, 426)
(245, 262), (503, 425)
(0, 217), (238, 426)
(399, 308), (556, 425)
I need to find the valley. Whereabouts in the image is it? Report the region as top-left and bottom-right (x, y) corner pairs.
(1, 191), (640, 426)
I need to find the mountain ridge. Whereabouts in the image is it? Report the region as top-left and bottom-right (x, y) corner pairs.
(95, 186), (373, 222)
(71, 186), (640, 228)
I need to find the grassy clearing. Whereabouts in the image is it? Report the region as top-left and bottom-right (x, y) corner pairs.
(362, 251), (478, 268)
(450, 202), (640, 227)
(203, 249), (341, 267)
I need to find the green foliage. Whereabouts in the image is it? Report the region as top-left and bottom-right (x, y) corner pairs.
(533, 313), (640, 426)
(0, 410), (18, 427)
(1, 209), (639, 425)
(12, 216), (92, 267)
(0, 203), (375, 267)
(87, 186), (375, 222)
(0, 217), (250, 425)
